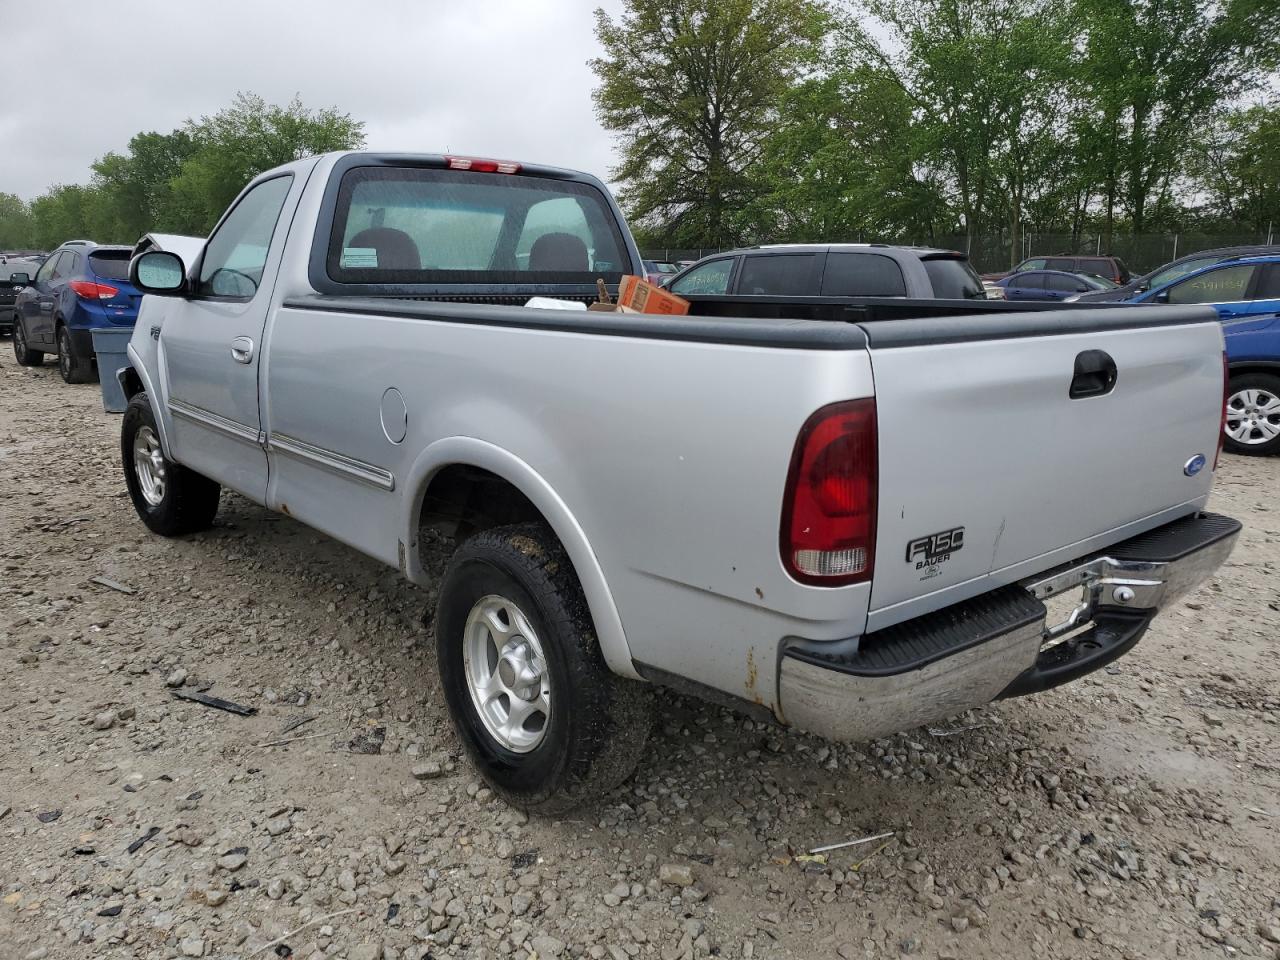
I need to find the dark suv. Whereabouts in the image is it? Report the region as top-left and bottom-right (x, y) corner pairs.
(982, 254), (1130, 285)
(12, 241), (141, 383)
(1, 257), (43, 334)
(666, 244), (987, 300)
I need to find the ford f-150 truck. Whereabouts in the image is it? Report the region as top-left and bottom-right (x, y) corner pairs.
(115, 152), (1240, 812)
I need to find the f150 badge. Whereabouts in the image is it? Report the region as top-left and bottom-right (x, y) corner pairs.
(906, 526), (964, 580)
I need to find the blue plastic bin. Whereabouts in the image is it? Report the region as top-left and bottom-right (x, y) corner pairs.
(90, 327), (134, 413)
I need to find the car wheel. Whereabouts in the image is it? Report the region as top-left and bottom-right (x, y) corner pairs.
(121, 392), (222, 535)
(57, 325), (95, 384)
(436, 522), (652, 813)
(12, 318), (44, 366)
(1224, 373), (1280, 456)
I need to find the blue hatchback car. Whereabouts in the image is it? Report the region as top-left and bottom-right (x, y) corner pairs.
(11, 241), (142, 383)
(995, 269), (1119, 301)
(1131, 255), (1280, 455)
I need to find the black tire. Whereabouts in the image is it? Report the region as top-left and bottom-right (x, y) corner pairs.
(12, 318), (43, 366)
(121, 392), (221, 536)
(57, 325), (95, 384)
(436, 522), (652, 813)
(1223, 373), (1280, 457)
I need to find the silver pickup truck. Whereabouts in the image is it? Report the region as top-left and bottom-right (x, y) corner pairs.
(116, 151), (1240, 811)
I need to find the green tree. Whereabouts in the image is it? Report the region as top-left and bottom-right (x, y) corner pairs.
(850, 0), (1074, 261)
(591, 0), (827, 247)
(747, 64), (952, 243)
(89, 130), (198, 241)
(1189, 101), (1280, 235)
(1074, 0), (1280, 241)
(168, 92), (365, 233)
(0, 193), (36, 249)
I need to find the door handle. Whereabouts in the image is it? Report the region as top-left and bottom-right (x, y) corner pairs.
(230, 337), (255, 364)
(1070, 350), (1118, 399)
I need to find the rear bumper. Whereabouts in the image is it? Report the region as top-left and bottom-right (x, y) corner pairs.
(777, 512), (1240, 742)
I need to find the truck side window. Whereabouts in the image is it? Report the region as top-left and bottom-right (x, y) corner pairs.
(197, 175), (293, 299)
(737, 254), (818, 296)
(821, 253), (906, 297)
(670, 259), (734, 296)
(1166, 264), (1255, 304)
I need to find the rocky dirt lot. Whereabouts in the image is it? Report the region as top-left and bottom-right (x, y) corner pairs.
(1, 358), (1278, 960)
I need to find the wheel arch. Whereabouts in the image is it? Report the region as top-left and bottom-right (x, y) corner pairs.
(402, 437), (638, 680)
(1227, 361), (1280, 379)
(123, 342), (174, 459)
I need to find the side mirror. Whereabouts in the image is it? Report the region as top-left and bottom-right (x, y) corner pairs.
(1153, 290), (1170, 304)
(1076, 284), (1088, 292)
(9, 272), (29, 286)
(130, 251), (187, 295)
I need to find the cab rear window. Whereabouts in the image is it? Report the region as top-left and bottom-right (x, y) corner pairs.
(922, 256), (984, 299)
(88, 250), (131, 281)
(326, 166), (630, 284)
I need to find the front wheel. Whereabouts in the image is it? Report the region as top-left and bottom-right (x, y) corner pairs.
(57, 326), (95, 384)
(436, 523), (652, 813)
(12, 319), (43, 366)
(121, 392), (221, 535)
(1224, 373), (1280, 456)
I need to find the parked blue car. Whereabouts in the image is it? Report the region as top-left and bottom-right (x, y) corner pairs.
(1131, 255), (1280, 455)
(11, 241), (141, 383)
(995, 269), (1119, 301)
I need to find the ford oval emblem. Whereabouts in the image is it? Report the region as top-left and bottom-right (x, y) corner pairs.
(1183, 454), (1207, 477)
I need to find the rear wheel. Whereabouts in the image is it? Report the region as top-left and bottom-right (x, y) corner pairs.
(436, 522), (652, 813)
(12, 319), (43, 366)
(57, 325), (95, 384)
(1224, 373), (1280, 456)
(121, 392), (221, 535)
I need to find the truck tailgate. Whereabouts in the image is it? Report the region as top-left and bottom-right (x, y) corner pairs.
(862, 306), (1225, 628)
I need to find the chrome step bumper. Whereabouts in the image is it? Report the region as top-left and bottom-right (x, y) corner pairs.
(777, 512), (1240, 743)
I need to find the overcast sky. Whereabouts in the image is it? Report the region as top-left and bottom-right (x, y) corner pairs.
(0, 0), (627, 202)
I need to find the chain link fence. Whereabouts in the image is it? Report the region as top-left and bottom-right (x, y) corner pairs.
(644, 232), (1277, 277)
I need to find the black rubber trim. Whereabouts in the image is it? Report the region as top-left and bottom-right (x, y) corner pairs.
(997, 610), (1151, 699)
(854, 303), (1220, 348)
(634, 662), (776, 724)
(783, 584), (1045, 677)
(1106, 512), (1241, 564)
(282, 295), (870, 350)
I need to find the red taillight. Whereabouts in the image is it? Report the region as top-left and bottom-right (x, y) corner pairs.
(1215, 351), (1228, 469)
(781, 399), (878, 586)
(445, 156), (521, 174)
(69, 280), (118, 301)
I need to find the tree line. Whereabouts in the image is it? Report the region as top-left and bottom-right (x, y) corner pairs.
(591, 0), (1280, 265)
(0, 93), (364, 251)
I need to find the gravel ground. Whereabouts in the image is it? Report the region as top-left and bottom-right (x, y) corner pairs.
(1, 357), (1278, 960)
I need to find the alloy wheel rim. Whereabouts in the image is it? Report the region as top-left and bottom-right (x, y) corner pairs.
(462, 594), (551, 753)
(1225, 388), (1280, 445)
(132, 425), (166, 506)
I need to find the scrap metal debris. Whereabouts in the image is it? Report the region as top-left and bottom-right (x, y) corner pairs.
(171, 689), (257, 716)
(127, 827), (160, 854)
(348, 726), (386, 755)
(809, 831), (897, 855)
(36, 810), (61, 823)
(279, 715), (315, 735)
(89, 575), (136, 595)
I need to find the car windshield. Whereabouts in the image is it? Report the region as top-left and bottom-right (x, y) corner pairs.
(1145, 256), (1223, 290)
(1083, 274), (1118, 289)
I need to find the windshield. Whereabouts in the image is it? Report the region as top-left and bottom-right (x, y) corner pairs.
(1146, 256), (1223, 290)
(1083, 274), (1119, 289)
(328, 166), (629, 284)
(922, 256), (985, 299)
